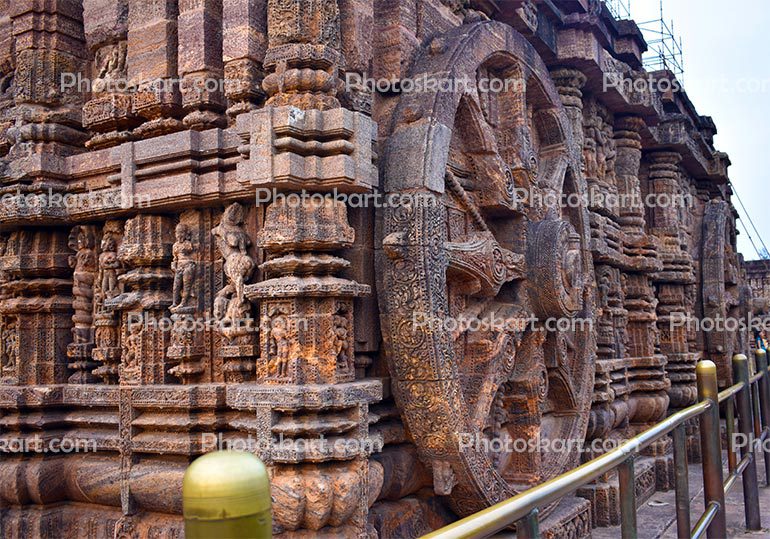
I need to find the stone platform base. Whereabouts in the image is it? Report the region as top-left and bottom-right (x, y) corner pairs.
(539, 497), (591, 539)
(488, 497), (591, 538)
(368, 492), (457, 538)
(649, 451), (675, 492)
(0, 504), (182, 539)
(576, 458), (657, 527)
(369, 494), (591, 539)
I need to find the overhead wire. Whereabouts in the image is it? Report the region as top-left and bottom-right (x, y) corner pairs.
(730, 180), (770, 259)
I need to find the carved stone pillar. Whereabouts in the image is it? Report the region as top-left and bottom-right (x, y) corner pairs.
(581, 101), (627, 372)
(648, 151), (682, 241)
(647, 151), (698, 409)
(0, 229), (73, 385)
(553, 84), (629, 446)
(9, 0), (87, 152)
(262, 0), (342, 111)
(702, 199), (738, 385)
(551, 69), (586, 155)
(241, 194), (380, 535)
(1, 0), (86, 199)
(104, 214), (175, 384)
(82, 0), (140, 149)
(251, 198), (368, 384)
(0, 235), (12, 384)
(615, 116), (649, 243)
(178, 0), (227, 129)
(127, 0), (183, 138)
(554, 73), (645, 526)
(223, 0), (267, 118)
(229, 3), (383, 535)
(615, 117), (671, 491)
(614, 118), (667, 430)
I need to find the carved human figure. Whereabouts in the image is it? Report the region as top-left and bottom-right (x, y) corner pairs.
(598, 271), (611, 310)
(583, 135), (598, 180)
(74, 229), (97, 280)
(269, 315), (290, 377)
(596, 124), (608, 181)
(224, 293), (251, 327)
(0, 321), (17, 375)
(212, 203), (255, 307)
(71, 227), (97, 343)
(171, 223), (197, 309)
(214, 284), (233, 322)
(98, 236), (121, 302)
(124, 324), (142, 369)
(332, 314), (349, 367)
(97, 44), (124, 79)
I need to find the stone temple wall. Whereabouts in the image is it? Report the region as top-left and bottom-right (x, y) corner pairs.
(746, 260), (770, 305)
(746, 259), (770, 350)
(0, 0), (752, 537)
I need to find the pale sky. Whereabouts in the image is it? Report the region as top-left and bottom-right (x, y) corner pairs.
(629, 0), (770, 260)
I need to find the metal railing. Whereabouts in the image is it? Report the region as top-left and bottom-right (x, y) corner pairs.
(423, 350), (770, 539)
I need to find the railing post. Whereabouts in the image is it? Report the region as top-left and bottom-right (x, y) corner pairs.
(755, 348), (770, 485)
(183, 451), (272, 538)
(725, 396), (737, 472)
(673, 424), (691, 539)
(733, 354), (762, 530)
(696, 360), (727, 539)
(516, 509), (540, 539)
(618, 457), (637, 539)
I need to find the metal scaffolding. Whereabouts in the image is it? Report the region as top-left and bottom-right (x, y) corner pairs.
(636, 0), (684, 79)
(603, 0), (631, 20)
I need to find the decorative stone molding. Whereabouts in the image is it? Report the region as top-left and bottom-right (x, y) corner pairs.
(236, 105), (378, 191)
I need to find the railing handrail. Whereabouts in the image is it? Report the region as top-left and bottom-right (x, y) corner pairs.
(718, 381), (746, 403)
(423, 353), (770, 539)
(421, 400), (712, 539)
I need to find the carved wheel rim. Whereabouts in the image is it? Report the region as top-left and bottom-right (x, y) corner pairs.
(377, 21), (596, 516)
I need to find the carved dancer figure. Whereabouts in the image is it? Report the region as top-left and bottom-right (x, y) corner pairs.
(98, 236), (121, 302)
(124, 324), (142, 369)
(269, 315), (290, 377)
(332, 314), (349, 367)
(212, 203), (255, 306)
(0, 321), (17, 374)
(171, 223), (197, 309)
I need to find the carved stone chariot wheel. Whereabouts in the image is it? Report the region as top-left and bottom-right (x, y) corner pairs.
(377, 21), (596, 516)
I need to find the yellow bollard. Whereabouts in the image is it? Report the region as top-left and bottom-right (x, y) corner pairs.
(183, 451), (272, 538)
(696, 360), (727, 539)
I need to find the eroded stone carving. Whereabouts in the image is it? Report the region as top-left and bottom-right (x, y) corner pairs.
(167, 212), (206, 383)
(67, 225), (99, 383)
(378, 21), (595, 518)
(93, 221), (125, 384)
(0, 1), (750, 538)
(171, 223), (197, 311)
(212, 202), (258, 382)
(0, 316), (17, 382)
